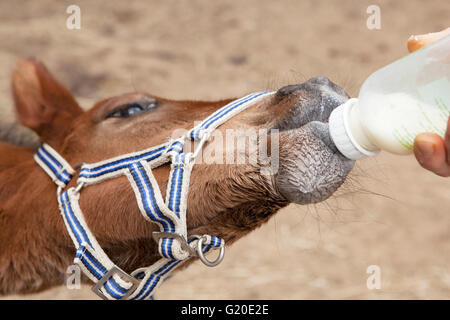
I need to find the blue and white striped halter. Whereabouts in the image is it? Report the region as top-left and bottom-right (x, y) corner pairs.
(34, 91), (273, 300)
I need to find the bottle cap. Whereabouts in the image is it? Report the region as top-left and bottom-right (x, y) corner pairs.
(328, 98), (379, 160)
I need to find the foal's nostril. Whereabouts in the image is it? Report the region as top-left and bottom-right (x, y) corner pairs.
(276, 84), (303, 99)
(308, 76), (348, 98)
(276, 77), (337, 99)
(307, 76), (332, 86)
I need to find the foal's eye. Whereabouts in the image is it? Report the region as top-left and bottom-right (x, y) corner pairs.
(106, 100), (157, 119)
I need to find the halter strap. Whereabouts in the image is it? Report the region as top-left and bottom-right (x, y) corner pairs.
(58, 187), (222, 300)
(34, 143), (75, 188)
(34, 91), (274, 299)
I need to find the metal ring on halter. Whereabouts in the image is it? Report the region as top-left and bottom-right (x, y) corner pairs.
(161, 138), (174, 156)
(196, 236), (225, 267)
(190, 129), (212, 159)
(74, 182), (85, 194)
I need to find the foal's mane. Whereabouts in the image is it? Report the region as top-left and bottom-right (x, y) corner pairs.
(0, 119), (39, 148)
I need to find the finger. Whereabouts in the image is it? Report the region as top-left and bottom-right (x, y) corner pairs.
(407, 27), (450, 53)
(445, 117), (450, 162)
(414, 133), (450, 177)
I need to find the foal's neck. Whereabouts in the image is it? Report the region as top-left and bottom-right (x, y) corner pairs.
(0, 144), (289, 295)
(0, 143), (73, 294)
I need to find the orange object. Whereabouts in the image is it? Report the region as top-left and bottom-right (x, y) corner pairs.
(408, 27), (450, 52)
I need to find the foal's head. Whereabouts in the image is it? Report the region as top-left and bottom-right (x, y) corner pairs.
(10, 59), (353, 272)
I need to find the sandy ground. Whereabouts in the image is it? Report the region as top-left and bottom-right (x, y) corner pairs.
(1, 0), (450, 299)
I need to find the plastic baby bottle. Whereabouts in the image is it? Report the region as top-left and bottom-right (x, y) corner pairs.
(329, 34), (450, 160)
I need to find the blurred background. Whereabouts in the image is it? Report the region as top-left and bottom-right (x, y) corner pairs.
(1, 0), (449, 299)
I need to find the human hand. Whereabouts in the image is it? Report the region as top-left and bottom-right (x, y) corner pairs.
(408, 28), (450, 177)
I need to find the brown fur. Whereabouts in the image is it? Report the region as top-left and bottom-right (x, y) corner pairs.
(0, 59), (293, 294)
(0, 59), (354, 295)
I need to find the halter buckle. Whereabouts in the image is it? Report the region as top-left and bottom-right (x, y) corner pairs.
(92, 266), (140, 300)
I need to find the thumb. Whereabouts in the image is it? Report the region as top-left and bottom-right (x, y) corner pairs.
(414, 133), (450, 177)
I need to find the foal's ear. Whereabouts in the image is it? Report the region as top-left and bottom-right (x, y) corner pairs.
(12, 58), (83, 144)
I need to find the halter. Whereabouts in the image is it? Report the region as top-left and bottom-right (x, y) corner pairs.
(34, 91), (274, 300)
